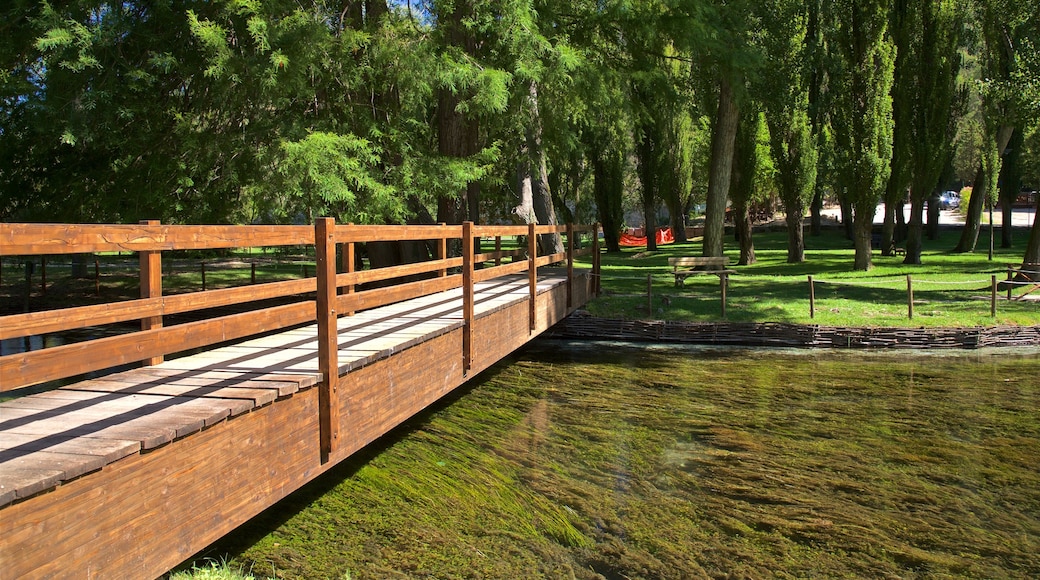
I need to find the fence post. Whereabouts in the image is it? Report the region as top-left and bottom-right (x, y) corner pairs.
(566, 223), (574, 309)
(593, 223), (601, 296)
(991, 275), (997, 317)
(808, 275), (815, 319)
(528, 223), (538, 333)
(1007, 267), (1013, 301)
(907, 274), (914, 320)
(494, 235), (502, 266)
(438, 222), (448, 277)
(462, 222), (474, 374)
(140, 220), (163, 366)
(343, 223), (356, 315)
(315, 217), (339, 463)
(251, 261), (257, 285)
(720, 273), (727, 318)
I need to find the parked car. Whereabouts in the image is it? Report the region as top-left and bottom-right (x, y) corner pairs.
(939, 190), (960, 210)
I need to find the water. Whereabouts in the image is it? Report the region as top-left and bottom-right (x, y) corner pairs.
(198, 341), (1040, 579)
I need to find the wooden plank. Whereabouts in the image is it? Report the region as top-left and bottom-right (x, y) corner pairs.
(0, 298), (163, 341)
(0, 467), (65, 506)
(0, 432), (141, 463)
(334, 224), (463, 243)
(65, 378), (277, 408)
(336, 257), (462, 287)
(336, 274), (461, 314)
(160, 278), (314, 315)
(473, 260), (528, 283)
(472, 224), (528, 237)
(0, 301), (315, 391)
(0, 223), (314, 255)
(103, 367), (317, 393)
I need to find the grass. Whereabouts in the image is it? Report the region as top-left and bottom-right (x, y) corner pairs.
(572, 228), (1040, 327)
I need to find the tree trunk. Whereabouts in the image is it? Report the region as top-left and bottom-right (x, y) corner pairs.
(999, 129), (1023, 248)
(904, 195), (925, 264)
(637, 119), (658, 252)
(786, 209), (804, 263)
(703, 77), (739, 257)
(514, 83), (562, 256)
(955, 126), (1013, 252)
(852, 204), (875, 270)
(926, 190), (940, 240)
(882, 200), (896, 255)
(1023, 193), (1040, 265)
(736, 200), (755, 265)
(840, 195), (854, 240)
(591, 148), (623, 253)
(810, 187), (823, 236)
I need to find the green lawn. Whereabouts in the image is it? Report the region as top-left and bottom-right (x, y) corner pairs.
(573, 229), (1039, 328)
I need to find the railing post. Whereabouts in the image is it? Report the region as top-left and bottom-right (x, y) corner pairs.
(315, 217), (339, 463)
(528, 222), (537, 333)
(438, 222), (448, 277)
(593, 223), (602, 296)
(566, 223), (574, 309)
(341, 223), (355, 315)
(495, 235), (502, 266)
(462, 222), (474, 374)
(991, 274), (997, 317)
(139, 220), (163, 366)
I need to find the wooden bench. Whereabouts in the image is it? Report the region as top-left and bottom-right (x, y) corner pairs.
(668, 257), (735, 288)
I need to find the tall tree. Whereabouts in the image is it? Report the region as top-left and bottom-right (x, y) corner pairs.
(762, 0), (819, 263)
(827, 0), (896, 270)
(954, 0), (1028, 253)
(901, 0), (964, 264)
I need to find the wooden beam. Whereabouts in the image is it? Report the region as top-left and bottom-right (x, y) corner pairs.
(0, 224), (313, 255)
(462, 222), (474, 373)
(528, 223), (537, 333)
(315, 218), (339, 463)
(139, 220), (164, 366)
(567, 223), (574, 308)
(0, 302), (315, 392)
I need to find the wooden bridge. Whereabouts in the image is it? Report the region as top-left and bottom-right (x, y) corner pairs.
(0, 220), (599, 579)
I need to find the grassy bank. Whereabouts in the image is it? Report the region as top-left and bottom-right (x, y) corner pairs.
(573, 228), (1039, 327)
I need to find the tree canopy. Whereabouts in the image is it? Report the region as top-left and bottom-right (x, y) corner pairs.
(2, 0), (1038, 267)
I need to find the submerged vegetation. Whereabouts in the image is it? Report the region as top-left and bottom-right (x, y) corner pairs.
(188, 342), (1040, 579)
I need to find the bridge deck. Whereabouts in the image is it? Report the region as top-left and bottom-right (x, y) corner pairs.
(0, 273), (566, 508)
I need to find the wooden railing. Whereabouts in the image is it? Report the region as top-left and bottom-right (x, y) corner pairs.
(1, 220), (599, 456)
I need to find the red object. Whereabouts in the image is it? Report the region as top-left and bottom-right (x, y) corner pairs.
(620, 227), (674, 247)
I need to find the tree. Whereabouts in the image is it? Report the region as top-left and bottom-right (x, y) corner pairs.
(827, 0), (896, 270)
(762, 0), (819, 263)
(901, 0), (965, 264)
(953, 0), (1029, 253)
(730, 109), (766, 265)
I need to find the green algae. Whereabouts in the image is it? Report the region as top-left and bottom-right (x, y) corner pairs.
(196, 343), (1040, 579)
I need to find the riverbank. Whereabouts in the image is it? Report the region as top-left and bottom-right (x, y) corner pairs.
(548, 312), (1040, 349)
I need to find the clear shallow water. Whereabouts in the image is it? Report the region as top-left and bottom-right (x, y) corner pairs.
(200, 341), (1040, 579)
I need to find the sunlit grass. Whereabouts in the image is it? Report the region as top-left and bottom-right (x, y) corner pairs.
(574, 229), (1039, 327)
